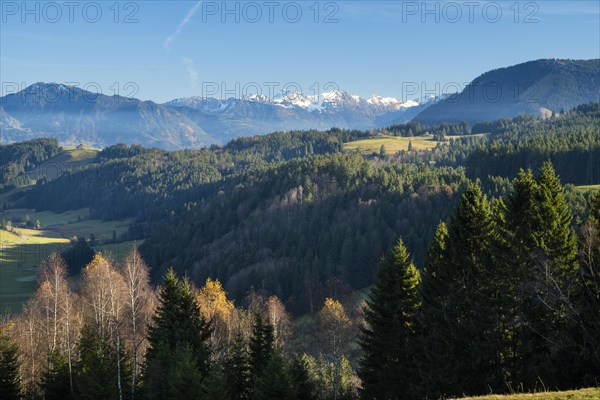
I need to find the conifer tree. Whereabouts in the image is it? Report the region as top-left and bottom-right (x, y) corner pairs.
(496, 163), (580, 388)
(41, 350), (73, 400)
(290, 354), (317, 400)
(144, 268), (211, 400)
(224, 333), (251, 400)
(253, 350), (296, 400)
(0, 322), (21, 400)
(201, 364), (229, 400)
(416, 221), (453, 398)
(75, 325), (121, 400)
(534, 161), (578, 276)
(576, 191), (600, 384)
(165, 345), (204, 400)
(358, 238), (420, 400)
(494, 169), (541, 387)
(249, 313), (274, 379)
(432, 182), (501, 396)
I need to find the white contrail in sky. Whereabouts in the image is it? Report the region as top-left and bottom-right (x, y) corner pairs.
(165, 1), (203, 49)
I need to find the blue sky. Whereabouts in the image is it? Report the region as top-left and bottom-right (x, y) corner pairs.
(1, 1), (599, 102)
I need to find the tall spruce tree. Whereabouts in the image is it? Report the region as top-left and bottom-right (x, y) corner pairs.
(534, 162), (578, 275)
(41, 350), (73, 400)
(253, 350), (296, 400)
(495, 169), (541, 387)
(224, 333), (252, 400)
(201, 364), (229, 400)
(75, 326), (122, 400)
(496, 163), (580, 389)
(249, 313), (275, 379)
(433, 182), (502, 396)
(164, 345), (204, 400)
(144, 268), (211, 400)
(358, 238), (420, 400)
(290, 354), (317, 400)
(416, 221), (453, 399)
(0, 323), (21, 400)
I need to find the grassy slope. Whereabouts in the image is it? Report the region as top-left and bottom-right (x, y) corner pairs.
(343, 134), (485, 154)
(25, 147), (98, 182)
(576, 184), (600, 192)
(459, 388), (600, 400)
(0, 227), (70, 312)
(0, 207), (137, 313)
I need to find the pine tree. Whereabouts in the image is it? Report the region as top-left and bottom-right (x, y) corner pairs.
(495, 169), (541, 387)
(75, 326), (120, 400)
(534, 161), (578, 276)
(249, 313), (274, 379)
(253, 351), (296, 400)
(290, 354), (316, 400)
(201, 364), (229, 400)
(429, 182), (502, 396)
(165, 345), (204, 400)
(416, 221), (453, 398)
(0, 322), (21, 400)
(144, 268), (211, 400)
(41, 350), (73, 400)
(358, 238), (420, 400)
(495, 163), (580, 389)
(224, 333), (251, 400)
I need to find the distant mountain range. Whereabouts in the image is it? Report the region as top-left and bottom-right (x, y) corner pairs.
(0, 84), (433, 149)
(164, 90), (435, 144)
(1, 59), (598, 149)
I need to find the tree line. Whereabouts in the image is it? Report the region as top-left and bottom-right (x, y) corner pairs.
(360, 162), (600, 399)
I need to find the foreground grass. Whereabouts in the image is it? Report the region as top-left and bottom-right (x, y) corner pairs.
(459, 388), (600, 400)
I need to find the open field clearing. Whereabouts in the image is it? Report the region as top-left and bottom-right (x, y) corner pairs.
(575, 184), (600, 191)
(96, 239), (145, 264)
(0, 206), (135, 313)
(25, 147), (98, 182)
(343, 134), (486, 154)
(0, 227), (70, 312)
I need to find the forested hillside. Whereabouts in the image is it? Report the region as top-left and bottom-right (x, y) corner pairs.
(3, 105), (598, 314)
(0, 138), (62, 190)
(414, 59), (600, 125)
(464, 104), (600, 184)
(1, 164), (598, 400)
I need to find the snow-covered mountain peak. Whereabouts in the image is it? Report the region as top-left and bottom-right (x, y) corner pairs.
(166, 87), (427, 114)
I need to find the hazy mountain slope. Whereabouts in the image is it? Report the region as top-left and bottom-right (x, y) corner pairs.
(413, 59), (600, 125)
(0, 83), (219, 149)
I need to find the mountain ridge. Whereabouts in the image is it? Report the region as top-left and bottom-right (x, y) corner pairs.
(413, 58), (600, 125)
